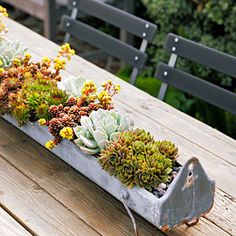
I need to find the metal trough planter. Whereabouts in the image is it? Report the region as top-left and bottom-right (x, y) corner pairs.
(2, 114), (215, 231)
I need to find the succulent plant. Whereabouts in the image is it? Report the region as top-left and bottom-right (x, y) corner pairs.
(9, 77), (68, 124)
(0, 38), (27, 68)
(58, 76), (85, 96)
(157, 140), (178, 161)
(74, 109), (133, 154)
(59, 78), (120, 110)
(0, 44), (75, 120)
(99, 129), (177, 191)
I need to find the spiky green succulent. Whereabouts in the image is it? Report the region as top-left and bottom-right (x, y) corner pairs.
(73, 109), (133, 154)
(157, 140), (178, 161)
(99, 129), (177, 191)
(0, 37), (27, 68)
(10, 77), (68, 124)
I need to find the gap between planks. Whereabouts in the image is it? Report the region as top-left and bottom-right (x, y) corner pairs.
(0, 118), (233, 236)
(0, 205), (34, 236)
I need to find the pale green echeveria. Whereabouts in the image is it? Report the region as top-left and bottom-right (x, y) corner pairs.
(58, 75), (85, 97)
(0, 37), (27, 68)
(74, 109), (133, 154)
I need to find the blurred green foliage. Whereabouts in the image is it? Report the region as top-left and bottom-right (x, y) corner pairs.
(131, 0), (236, 138)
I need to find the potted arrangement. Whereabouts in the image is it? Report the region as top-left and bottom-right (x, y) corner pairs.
(0, 6), (215, 232)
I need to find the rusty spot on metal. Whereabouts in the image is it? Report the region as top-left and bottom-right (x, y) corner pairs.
(160, 199), (215, 232)
(161, 224), (170, 232)
(190, 157), (199, 166)
(184, 218), (199, 227)
(182, 175), (196, 191)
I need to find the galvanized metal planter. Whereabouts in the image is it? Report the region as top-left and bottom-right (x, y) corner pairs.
(2, 114), (215, 231)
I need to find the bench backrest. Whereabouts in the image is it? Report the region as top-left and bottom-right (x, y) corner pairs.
(61, 0), (157, 84)
(155, 33), (236, 115)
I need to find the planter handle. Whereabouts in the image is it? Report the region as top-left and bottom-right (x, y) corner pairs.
(120, 189), (138, 236)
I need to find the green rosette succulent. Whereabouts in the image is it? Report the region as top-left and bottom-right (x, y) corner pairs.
(115, 158), (139, 188)
(100, 142), (130, 174)
(0, 37), (27, 68)
(73, 108), (133, 154)
(99, 129), (177, 191)
(157, 140), (178, 161)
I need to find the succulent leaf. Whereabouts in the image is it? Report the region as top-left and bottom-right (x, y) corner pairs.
(58, 76), (86, 96)
(0, 38), (27, 68)
(79, 135), (98, 149)
(74, 108), (133, 154)
(79, 146), (100, 155)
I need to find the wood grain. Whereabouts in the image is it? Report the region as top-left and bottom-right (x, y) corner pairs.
(0, 207), (32, 236)
(0, 118), (233, 236)
(0, 154), (100, 236)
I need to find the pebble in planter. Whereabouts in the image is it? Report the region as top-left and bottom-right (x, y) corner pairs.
(73, 108), (133, 154)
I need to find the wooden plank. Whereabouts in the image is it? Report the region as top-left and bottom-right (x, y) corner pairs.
(0, 207), (32, 236)
(204, 189), (236, 236)
(0, 118), (233, 236)
(167, 217), (230, 236)
(3, 19), (236, 198)
(0, 155), (100, 236)
(3, 18), (235, 169)
(0, 118), (162, 236)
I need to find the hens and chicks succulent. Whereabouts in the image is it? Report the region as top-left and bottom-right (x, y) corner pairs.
(99, 129), (178, 191)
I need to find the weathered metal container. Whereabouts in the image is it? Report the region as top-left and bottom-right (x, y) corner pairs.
(2, 114), (215, 231)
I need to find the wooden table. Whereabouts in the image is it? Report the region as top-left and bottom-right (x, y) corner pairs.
(0, 18), (235, 236)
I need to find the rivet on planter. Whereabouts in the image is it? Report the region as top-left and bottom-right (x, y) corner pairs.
(72, 1), (77, 6)
(145, 23), (150, 29)
(172, 46), (176, 52)
(134, 56), (139, 61)
(142, 32), (146, 38)
(66, 22), (70, 27)
(164, 71), (168, 76)
(174, 37), (179, 43)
